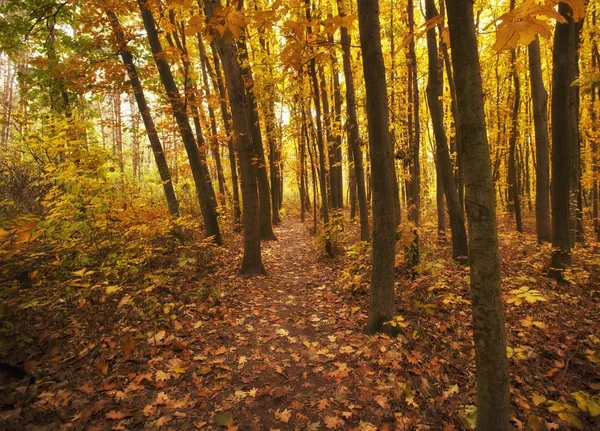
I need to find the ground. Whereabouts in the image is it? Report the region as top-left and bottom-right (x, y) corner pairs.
(1, 216), (599, 430)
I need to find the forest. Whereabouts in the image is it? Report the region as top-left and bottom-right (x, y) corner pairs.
(0, 0), (599, 429)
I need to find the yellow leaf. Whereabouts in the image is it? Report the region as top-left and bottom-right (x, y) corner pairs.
(275, 408), (292, 423)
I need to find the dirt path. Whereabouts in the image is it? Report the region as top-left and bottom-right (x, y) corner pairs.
(189, 220), (387, 430)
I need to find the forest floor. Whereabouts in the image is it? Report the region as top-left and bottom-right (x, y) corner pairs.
(1, 216), (600, 430)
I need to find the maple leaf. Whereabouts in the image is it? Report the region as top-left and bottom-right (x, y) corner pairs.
(275, 408), (292, 423)
(324, 415), (344, 429)
(143, 404), (156, 417)
(155, 370), (171, 382)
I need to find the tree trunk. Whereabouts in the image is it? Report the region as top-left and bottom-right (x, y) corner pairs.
(236, 36), (277, 241)
(204, 0), (265, 274)
(198, 34), (227, 208)
(357, 0), (396, 334)
(528, 36), (551, 243)
(550, 3), (574, 280)
(208, 41), (242, 229)
(329, 30), (344, 211)
(445, 1), (510, 429)
(305, 0), (333, 256)
(508, 42), (523, 233)
(105, 9), (179, 217)
(338, 0), (369, 242)
(591, 9), (599, 241)
(407, 0), (420, 266)
(138, 1), (222, 244)
(425, 0), (468, 259)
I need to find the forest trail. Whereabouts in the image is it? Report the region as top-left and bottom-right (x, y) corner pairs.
(192, 220), (384, 429)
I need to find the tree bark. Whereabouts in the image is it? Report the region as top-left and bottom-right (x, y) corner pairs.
(138, 1), (222, 244)
(305, 0), (333, 256)
(550, 3), (574, 280)
(425, 0), (468, 259)
(105, 9), (179, 217)
(528, 36), (551, 243)
(236, 36), (277, 240)
(508, 43), (523, 233)
(357, 0), (396, 334)
(337, 0), (369, 242)
(204, 0), (265, 274)
(445, 1), (510, 429)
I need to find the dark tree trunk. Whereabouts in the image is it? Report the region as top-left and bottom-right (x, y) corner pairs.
(305, 0), (333, 256)
(198, 34), (227, 208)
(528, 36), (551, 243)
(236, 37), (277, 241)
(208, 41), (242, 229)
(357, 0), (396, 334)
(592, 9), (599, 241)
(445, 1), (510, 429)
(425, 0), (468, 259)
(329, 30), (344, 211)
(204, 0), (265, 274)
(105, 9), (179, 218)
(550, 4), (574, 280)
(508, 43), (523, 233)
(407, 0), (420, 266)
(138, 1), (222, 245)
(338, 0), (370, 242)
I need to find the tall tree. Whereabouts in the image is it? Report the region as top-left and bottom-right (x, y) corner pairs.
(445, 0), (510, 429)
(105, 9), (179, 217)
(204, 0), (265, 274)
(528, 35), (551, 243)
(507, 26), (523, 233)
(550, 3), (574, 280)
(424, 0), (468, 259)
(357, 0), (396, 334)
(137, 0), (222, 244)
(337, 0), (369, 242)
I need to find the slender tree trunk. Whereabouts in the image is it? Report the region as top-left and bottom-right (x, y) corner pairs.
(445, 1), (510, 429)
(591, 9), (599, 241)
(113, 90), (124, 173)
(568, 17), (585, 244)
(208, 41), (241, 229)
(299, 120), (307, 222)
(508, 40), (523, 233)
(198, 34), (227, 208)
(329, 29), (344, 210)
(425, 0), (468, 259)
(357, 0), (396, 334)
(528, 36), (551, 243)
(105, 9), (179, 217)
(138, 0), (221, 244)
(204, 0), (264, 273)
(236, 36), (277, 240)
(550, 4), (574, 280)
(338, 0), (369, 242)
(305, 0), (333, 256)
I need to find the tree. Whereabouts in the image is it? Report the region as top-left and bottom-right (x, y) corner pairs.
(424, 0), (468, 259)
(550, 3), (574, 280)
(528, 35), (551, 243)
(337, 0), (369, 242)
(357, 0), (396, 334)
(137, 0), (222, 244)
(204, 0), (265, 274)
(445, 0), (510, 429)
(105, 9), (179, 218)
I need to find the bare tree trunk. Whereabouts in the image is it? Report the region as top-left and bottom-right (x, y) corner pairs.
(508, 34), (523, 233)
(138, 0), (221, 244)
(550, 4), (574, 280)
(105, 9), (179, 217)
(338, 0), (369, 242)
(208, 41), (242, 229)
(425, 0), (468, 259)
(445, 1), (510, 428)
(357, 0), (396, 334)
(204, 0), (264, 273)
(528, 36), (551, 243)
(305, 0), (333, 256)
(591, 9), (599, 241)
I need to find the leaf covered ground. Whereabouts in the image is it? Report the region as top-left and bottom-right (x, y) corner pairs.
(1, 217), (599, 430)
